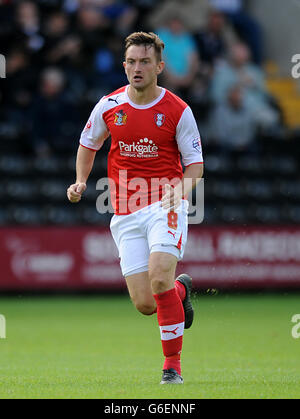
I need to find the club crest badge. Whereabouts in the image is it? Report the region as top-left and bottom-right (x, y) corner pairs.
(155, 113), (165, 127)
(114, 110), (128, 126)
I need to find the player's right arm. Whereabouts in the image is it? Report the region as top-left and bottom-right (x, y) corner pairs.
(67, 145), (96, 203)
(67, 97), (110, 204)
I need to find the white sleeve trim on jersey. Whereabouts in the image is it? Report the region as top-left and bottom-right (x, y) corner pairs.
(79, 97), (110, 151)
(176, 106), (203, 167)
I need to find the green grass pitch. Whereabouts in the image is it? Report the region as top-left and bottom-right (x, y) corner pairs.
(0, 293), (300, 399)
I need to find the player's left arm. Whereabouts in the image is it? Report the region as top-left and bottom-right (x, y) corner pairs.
(161, 163), (203, 210)
(180, 162), (204, 194)
(162, 106), (204, 210)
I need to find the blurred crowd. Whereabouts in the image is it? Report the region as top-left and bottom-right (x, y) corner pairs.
(0, 0), (283, 158)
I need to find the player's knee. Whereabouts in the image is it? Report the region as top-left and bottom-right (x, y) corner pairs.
(150, 268), (172, 294)
(135, 301), (156, 316)
(149, 262), (173, 293)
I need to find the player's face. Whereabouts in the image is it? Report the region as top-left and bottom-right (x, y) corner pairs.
(124, 45), (164, 91)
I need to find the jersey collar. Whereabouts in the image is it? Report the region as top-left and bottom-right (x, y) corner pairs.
(125, 85), (166, 109)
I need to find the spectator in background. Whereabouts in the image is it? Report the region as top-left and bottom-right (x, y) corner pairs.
(40, 11), (88, 103)
(0, 0), (15, 55)
(209, 84), (257, 152)
(0, 47), (35, 144)
(192, 9), (228, 106)
(129, 0), (161, 30)
(208, 0), (263, 65)
(194, 9), (227, 70)
(189, 8), (237, 125)
(157, 16), (199, 99)
(210, 43), (279, 131)
(97, 0), (138, 36)
(2, 47), (35, 107)
(75, 0), (137, 36)
(93, 34), (128, 94)
(76, 2), (110, 62)
(31, 68), (80, 157)
(42, 11), (71, 64)
(15, 0), (45, 54)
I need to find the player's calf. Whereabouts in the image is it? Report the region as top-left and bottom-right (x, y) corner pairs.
(125, 271), (157, 315)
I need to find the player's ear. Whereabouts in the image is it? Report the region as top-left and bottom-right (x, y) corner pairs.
(123, 61), (129, 78)
(157, 61), (165, 75)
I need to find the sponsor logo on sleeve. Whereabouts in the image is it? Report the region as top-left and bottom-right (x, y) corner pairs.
(192, 138), (202, 153)
(84, 120), (92, 130)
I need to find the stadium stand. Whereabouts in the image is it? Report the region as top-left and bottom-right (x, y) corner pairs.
(0, 0), (299, 228)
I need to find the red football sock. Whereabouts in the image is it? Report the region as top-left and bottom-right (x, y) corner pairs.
(175, 280), (186, 301)
(153, 288), (185, 375)
(146, 282), (185, 316)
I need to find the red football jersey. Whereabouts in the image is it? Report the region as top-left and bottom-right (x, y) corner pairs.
(80, 85), (203, 214)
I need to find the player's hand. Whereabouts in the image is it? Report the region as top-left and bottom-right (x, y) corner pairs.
(161, 184), (182, 210)
(67, 182), (86, 203)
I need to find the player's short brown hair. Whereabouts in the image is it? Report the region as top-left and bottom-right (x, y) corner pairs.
(125, 32), (165, 62)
